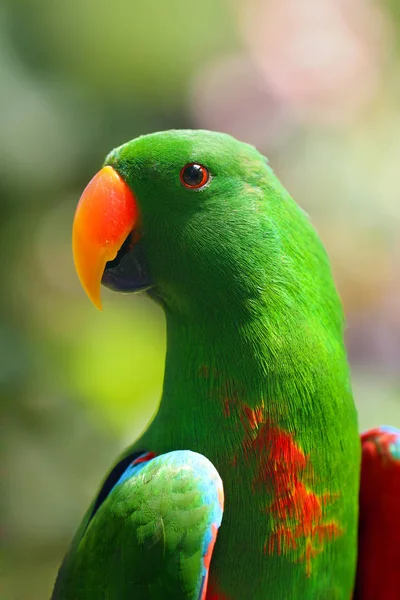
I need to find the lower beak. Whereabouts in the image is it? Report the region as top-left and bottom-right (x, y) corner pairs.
(72, 165), (139, 310)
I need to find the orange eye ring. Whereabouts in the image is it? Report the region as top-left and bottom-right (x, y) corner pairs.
(180, 163), (209, 189)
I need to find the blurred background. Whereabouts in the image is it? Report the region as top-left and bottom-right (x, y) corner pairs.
(2, 0), (400, 597)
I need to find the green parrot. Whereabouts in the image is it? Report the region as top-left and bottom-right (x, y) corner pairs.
(51, 130), (399, 599)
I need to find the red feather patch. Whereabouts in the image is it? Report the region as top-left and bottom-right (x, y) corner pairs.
(224, 396), (342, 577)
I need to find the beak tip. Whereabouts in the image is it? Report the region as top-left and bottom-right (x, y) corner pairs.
(83, 280), (103, 311)
(94, 299), (103, 312)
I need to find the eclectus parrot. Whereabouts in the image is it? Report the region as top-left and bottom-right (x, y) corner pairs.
(52, 130), (400, 599)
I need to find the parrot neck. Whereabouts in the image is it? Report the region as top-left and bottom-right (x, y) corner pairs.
(145, 306), (355, 454)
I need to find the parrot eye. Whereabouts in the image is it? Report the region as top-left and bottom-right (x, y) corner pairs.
(180, 163), (209, 189)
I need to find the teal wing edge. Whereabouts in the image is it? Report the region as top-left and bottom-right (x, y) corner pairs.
(51, 450), (224, 600)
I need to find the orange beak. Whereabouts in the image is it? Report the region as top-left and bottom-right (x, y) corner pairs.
(72, 166), (139, 310)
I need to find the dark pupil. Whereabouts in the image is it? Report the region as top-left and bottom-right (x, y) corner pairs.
(183, 164), (203, 186)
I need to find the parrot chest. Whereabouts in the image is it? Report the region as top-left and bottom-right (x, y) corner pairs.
(142, 396), (359, 600)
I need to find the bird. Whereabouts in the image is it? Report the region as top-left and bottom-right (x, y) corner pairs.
(52, 129), (400, 599)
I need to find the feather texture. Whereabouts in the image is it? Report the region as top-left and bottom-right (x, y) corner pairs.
(52, 450), (223, 599)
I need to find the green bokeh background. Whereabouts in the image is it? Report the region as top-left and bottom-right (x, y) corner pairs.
(2, 1), (400, 598)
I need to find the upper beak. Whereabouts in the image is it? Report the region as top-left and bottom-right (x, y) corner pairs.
(72, 165), (139, 310)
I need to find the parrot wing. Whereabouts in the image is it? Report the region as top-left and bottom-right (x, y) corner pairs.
(52, 450), (224, 600)
(354, 426), (400, 599)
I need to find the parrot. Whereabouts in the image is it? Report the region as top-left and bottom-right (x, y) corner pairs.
(52, 130), (400, 599)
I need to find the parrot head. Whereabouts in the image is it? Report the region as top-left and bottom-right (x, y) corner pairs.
(73, 129), (337, 327)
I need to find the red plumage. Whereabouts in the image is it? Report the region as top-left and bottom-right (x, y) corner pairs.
(354, 427), (400, 600)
